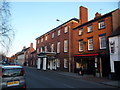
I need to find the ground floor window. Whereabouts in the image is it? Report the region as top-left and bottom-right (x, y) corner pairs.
(56, 59), (60, 67)
(64, 58), (68, 68)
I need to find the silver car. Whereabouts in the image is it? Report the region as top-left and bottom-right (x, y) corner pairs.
(1, 65), (26, 89)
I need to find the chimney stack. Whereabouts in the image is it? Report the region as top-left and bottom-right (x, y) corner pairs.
(94, 12), (101, 19)
(79, 6), (88, 24)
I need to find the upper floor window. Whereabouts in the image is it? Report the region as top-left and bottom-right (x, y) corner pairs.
(51, 44), (54, 52)
(79, 40), (84, 52)
(57, 42), (60, 53)
(98, 21), (105, 29)
(58, 30), (60, 36)
(88, 37), (93, 50)
(87, 25), (93, 33)
(64, 26), (69, 33)
(41, 38), (43, 42)
(79, 28), (83, 36)
(45, 36), (48, 41)
(99, 34), (106, 49)
(64, 40), (68, 52)
(52, 33), (54, 38)
(37, 40), (40, 44)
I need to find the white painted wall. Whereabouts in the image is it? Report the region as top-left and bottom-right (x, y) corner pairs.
(109, 35), (120, 73)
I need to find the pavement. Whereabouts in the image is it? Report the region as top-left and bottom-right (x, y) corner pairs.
(27, 66), (120, 88)
(52, 70), (120, 88)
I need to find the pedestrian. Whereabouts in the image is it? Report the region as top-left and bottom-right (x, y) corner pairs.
(78, 65), (84, 76)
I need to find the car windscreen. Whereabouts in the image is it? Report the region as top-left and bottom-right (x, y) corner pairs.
(2, 68), (24, 77)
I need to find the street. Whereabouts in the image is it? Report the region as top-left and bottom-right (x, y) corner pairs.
(24, 66), (116, 89)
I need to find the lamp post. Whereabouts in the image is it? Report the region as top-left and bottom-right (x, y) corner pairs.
(56, 19), (63, 23)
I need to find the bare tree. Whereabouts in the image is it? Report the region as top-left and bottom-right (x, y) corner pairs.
(0, 0), (14, 55)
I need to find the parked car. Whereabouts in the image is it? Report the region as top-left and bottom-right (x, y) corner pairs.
(1, 64), (26, 89)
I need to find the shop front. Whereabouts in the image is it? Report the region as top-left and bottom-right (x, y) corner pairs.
(74, 53), (102, 77)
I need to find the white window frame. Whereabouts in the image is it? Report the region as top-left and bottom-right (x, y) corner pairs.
(79, 28), (83, 35)
(87, 25), (93, 33)
(45, 46), (47, 52)
(51, 44), (54, 52)
(79, 40), (84, 52)
(57, 42), (60, 53)
(40, 47), (43, 52)
(64, 59), (68, 68)
(45, 36), (48, 40)
(64, 26), (69, 33)
(56, 59), (60, 67)
(52, 33), (54, 38)
(99, 36), (106, 49)
(88, 38), (93, 50)
(58, 30), (60, 36)
(98, 21), (105, 29)
(41, 38), (43, 42)
(64, 40), (68, 52)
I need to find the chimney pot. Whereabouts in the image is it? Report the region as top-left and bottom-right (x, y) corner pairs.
(94, 12), (101, 19)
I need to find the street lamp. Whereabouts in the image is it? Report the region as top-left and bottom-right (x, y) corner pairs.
(56, 19), (63, 23)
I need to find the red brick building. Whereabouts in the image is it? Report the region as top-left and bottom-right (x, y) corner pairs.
(72, 7), (119, 77)
(30, 50), (37, 67)
(35, 6), (119, 78)
(24, 43), (35, 66)
(36, 18), (79, 71)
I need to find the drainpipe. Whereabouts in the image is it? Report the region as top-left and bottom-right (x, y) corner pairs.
(68, 23), (71, 72)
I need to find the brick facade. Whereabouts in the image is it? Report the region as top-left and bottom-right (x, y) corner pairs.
(36, 18), (79, 71)
(72, 8), (119, 77)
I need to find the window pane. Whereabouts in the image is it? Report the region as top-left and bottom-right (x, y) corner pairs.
(57, 42), (60, 53)
(64, 26), (68, 33)
(99, 22), (105, 29)
(64, 59), (68, 68)
(58, 30), (60, 36)
(100, 36), (106, 49)
(88, 38), (93, 50)
(79, 29), (83, 35)
(79, 41), (84, 51)
(87, 25), (93, 33)
(64, 40), (68, 52)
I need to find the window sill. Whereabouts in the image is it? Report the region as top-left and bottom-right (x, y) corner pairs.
(87, 31), (93, 33)
(78, 34), (83, 36)
(99, 48), (107, 50)
(88, 49), (94, 51)
(79, 51), (84, 52)
(98, 27), (105, 30)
